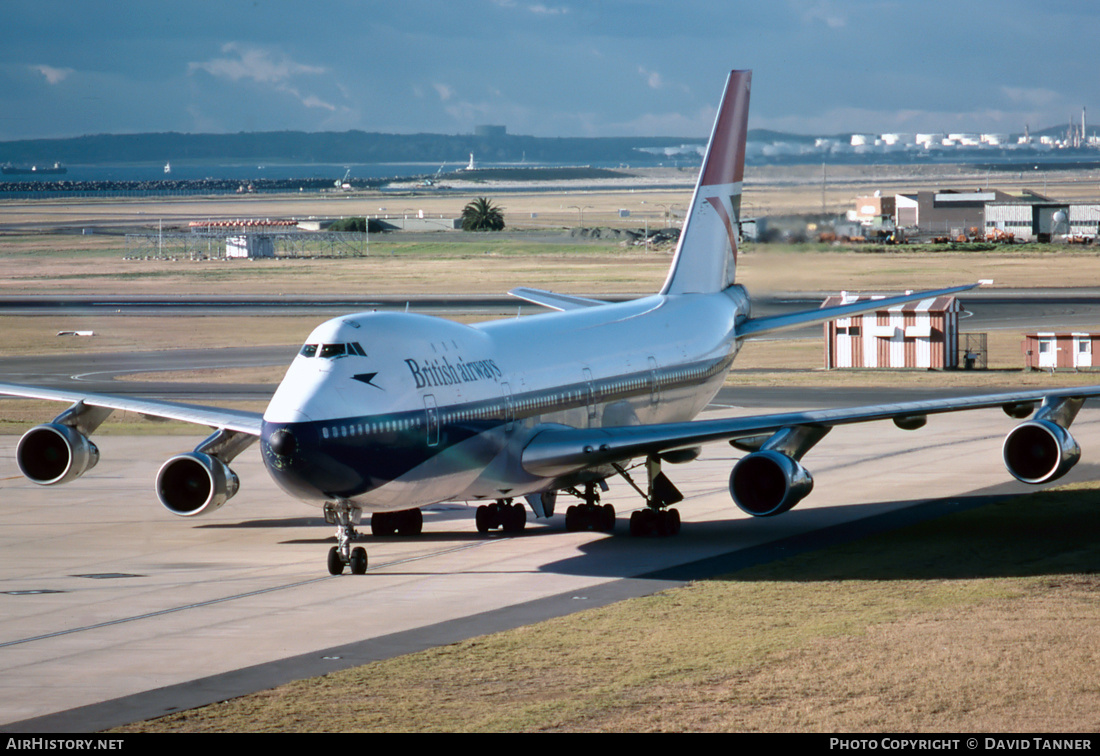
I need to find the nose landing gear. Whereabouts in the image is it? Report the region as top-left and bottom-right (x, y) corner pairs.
(324, 500), (368, 575)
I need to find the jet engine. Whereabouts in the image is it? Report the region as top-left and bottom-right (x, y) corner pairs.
(16, 423), (100, 486)
(1002, 419), (1080, 485)
(729, 449), (814, 517)
(156, 452), (240, 517)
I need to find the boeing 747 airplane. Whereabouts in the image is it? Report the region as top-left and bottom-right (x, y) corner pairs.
(4, 70), (1100, 575)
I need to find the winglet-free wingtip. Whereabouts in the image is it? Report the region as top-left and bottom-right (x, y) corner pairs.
(735, 282), (980, 339)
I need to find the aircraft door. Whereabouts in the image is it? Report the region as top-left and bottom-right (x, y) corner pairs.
(501, 382), (514, 431)
(583, 368), (597, 424)
(648, 356), (660, 406)
(424, 394), (440, 447)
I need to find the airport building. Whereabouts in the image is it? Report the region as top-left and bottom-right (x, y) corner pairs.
(847, 189), (1100, 242)
(823, 294), (962, 369)
(893, 189), (1016, 237)
(985, 200), (1100, 241)
(1022, 332), (1100, 370)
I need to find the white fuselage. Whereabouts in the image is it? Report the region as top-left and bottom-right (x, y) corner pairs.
(259, 287), (749, 511)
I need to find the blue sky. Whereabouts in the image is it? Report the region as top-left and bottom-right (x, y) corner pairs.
(2, 0), (1098, 141)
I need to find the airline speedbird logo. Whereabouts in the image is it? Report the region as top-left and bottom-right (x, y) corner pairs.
(702, 180), (742, 263)
(405, 356), (502, 389)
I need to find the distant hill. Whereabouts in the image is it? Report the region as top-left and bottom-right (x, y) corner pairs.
(0, 130), (710, 167)
(9, 124), (1090, 171)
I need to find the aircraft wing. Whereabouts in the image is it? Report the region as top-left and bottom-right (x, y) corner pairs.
(509, 287), (611, 312)
(521, 386), (1100, 478)
(0, 381), (263, 435)
(735, 283), (978, 339)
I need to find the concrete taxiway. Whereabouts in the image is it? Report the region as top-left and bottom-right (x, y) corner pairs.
(3, 400), (1100, 731)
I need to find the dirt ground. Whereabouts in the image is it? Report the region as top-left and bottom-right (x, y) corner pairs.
(4, 163), (1100, 231)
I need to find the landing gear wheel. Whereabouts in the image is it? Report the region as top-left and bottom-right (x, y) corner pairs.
(476, 499), (526, 534)
(503, 502), (526, 533)
(630, 508), (680, 537)
(350, 547), (368, 575)
(564, 482), (615, 533)
(372, 508), (424, 537)
(565, 502), (615, 532)
(629, 509), (654, 537)
(399, 508), (423, 536)
(665, 508), (681, 535)
(324, 500), (364, 575)
(476, 505), (492, 533)
(327, 546), (345, 575)
(370, 512), (395, 537)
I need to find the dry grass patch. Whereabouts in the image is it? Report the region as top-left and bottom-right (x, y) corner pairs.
(0, 315), (311, 355)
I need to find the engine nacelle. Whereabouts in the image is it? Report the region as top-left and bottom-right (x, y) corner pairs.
(729, 449), (814, 517)
(156, 452), (240, 517)
(1002, 419), (1080, 485)
(16, 423), (100, 486)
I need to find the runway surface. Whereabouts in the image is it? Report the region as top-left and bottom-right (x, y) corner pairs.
(3, 400), (1100, 731)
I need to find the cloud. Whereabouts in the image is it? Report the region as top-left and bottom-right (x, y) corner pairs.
(433, 83), (455, 101)
(188, 43), (337, 113)
(300, 94), (337, 112)
(639, 67), (664, 90)
(790, 0), (846, 29)
(1001, 86), (1062, 109)
(33, 65), (74, 85)
(753, 104), (1048, 136)
(189, 43), (326, 85)
(491, 0), (568, 13)
(527, 3), (568, 14)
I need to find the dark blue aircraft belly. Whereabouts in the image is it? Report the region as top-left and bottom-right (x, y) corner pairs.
(260, 417), (498, 503)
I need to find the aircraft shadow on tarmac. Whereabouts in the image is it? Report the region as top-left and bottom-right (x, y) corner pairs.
(179, 465), (1100, 580)
(535, 477), (1100, 583)
(193, 507), (565, 546)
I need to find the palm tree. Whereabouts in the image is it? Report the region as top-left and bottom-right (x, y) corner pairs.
(461, 197), (505, 231)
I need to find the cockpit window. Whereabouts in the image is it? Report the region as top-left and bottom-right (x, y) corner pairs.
(301, 342), (367, 359)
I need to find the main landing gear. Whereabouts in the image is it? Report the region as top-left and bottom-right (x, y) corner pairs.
(628, 506), (681, 537)
(476, 498), (527, 533)
(615, 456), (684, 538)
(324, 500), (368, 575)
(370, 508), (423, 537)
(563, 481), (616, 533)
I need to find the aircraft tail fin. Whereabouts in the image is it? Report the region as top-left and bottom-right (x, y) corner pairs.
(661, 69), (751, 296)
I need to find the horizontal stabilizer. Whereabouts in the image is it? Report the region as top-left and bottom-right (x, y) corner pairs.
(508, 287), (610, 312)
(736, 284), (978, 339)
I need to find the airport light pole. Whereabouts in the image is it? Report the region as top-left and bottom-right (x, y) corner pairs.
(655, 203), (678, 228)
(568, 205), (593, 227)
